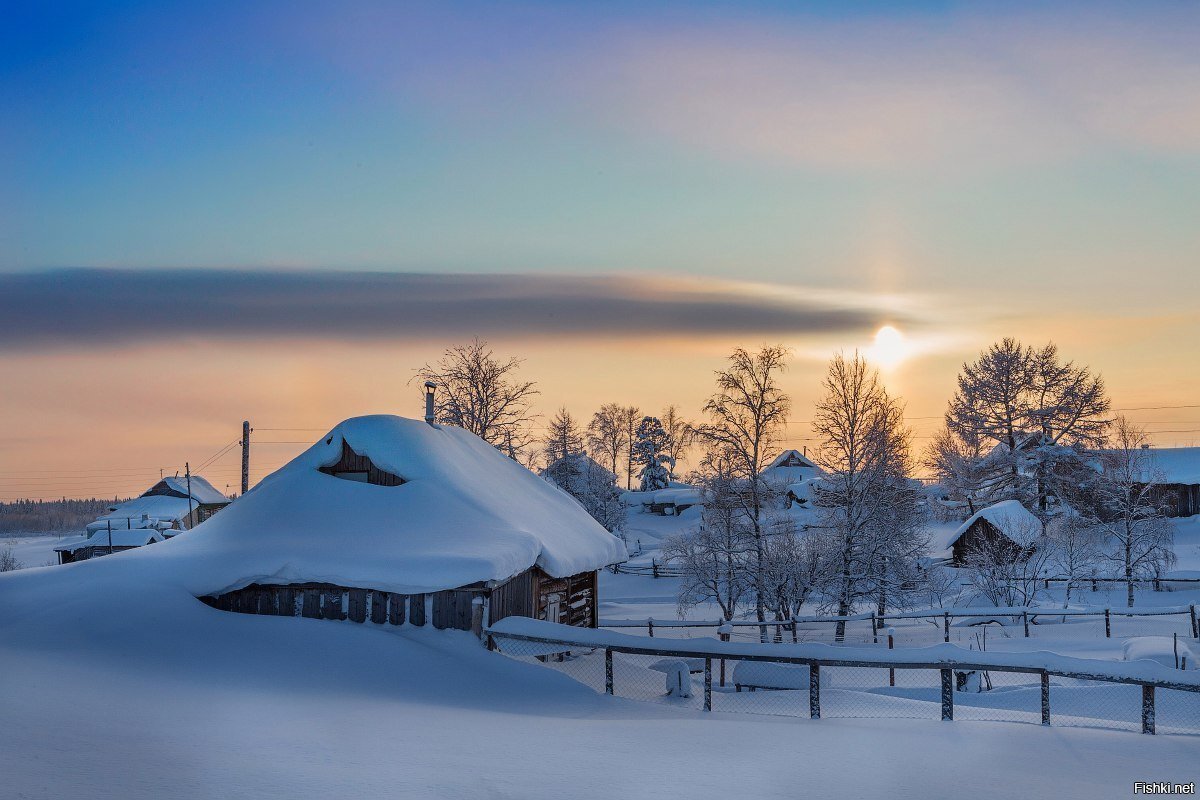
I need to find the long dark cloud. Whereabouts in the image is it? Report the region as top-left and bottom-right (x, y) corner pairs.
(0, 269), (901, 349)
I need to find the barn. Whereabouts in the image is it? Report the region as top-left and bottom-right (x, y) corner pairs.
(187, 415), (627, 635)
(945, 500), (1041, 567)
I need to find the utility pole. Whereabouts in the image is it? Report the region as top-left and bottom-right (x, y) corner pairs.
(241, 420), (251, 496)
(185, 462), (194, 529)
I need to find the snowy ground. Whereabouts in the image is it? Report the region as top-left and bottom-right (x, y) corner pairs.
(0, 532), (83, 569)
(2, 510), (1197, 798)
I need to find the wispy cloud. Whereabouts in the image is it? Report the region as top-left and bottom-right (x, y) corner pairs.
(0, 269), (923, 350)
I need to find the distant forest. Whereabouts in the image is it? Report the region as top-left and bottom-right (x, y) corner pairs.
(0, 498), (124, 534)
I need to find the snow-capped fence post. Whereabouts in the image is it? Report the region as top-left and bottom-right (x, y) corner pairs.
(790, 620), (798, 644)
(1023, 611), (1030, 638)
(1174, 633), (1180, 670)
(943, 611), (950, 643)
(718, 623), (732, 686)
(1040, 672), (1050, 725)
(940, 669), (954, 721)
(871, 612), (878, 644)
(703, 658), (712, 711)
(605, 649), (613, 695)
(809, 664), (821, 719)
(651, 559), (659, 579)
(647, 618), (654, 637)
(1190, 605), (1198, 639)
(1105, 608), (1111, 638)
(1141, 685), (1155, 735)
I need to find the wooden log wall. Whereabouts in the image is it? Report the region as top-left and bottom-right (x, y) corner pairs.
(199, 568), (601, 632)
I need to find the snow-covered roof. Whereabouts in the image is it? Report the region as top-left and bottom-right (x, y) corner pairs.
(159, 415), (627, 596)
(151, 475), (230, 506)
(1130, 447), (1200, 485)
(540, 453), (617, 484)
(946, 500), (1041, 549)
(56, 528), (164, 552)
(763, 449), (822, 486)
(86, 495), (196, 533)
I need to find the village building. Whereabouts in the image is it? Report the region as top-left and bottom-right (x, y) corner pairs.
(943, 499), (1041, 567)
(56, 474), (231, 564)
(190, 415), (627, 634)
(1129, 446), (1200, 518)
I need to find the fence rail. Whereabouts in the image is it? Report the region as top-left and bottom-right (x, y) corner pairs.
(601, 602), (1200, 643)
(488, 619), (1200, 737)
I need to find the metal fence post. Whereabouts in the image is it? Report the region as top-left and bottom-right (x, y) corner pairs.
(871, 612), (878, 644)
(1040, 672), (1050, 726)
(940, 669), (953, 721)
(704, 658), (712, 712)
(1105, 608), (1111, 639)
(943, 611), (950, 643)
(1023, 611), (1030, 638)
(809, 663), (821, 719)
(1191, 604), (1198, 640)
(1141, 685), (1155, 735)
(605, 648), (613, 695)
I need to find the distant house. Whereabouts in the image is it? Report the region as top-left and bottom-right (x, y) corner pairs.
(85, 474), (232, 536)
(635, 484), (701, 516)
(55, 528), (165, 564)
(541, 453), (617, 495)
(1129, 447), (1200, 518)
(195, 416), (627, 634)
(945, 500), (1041, 567)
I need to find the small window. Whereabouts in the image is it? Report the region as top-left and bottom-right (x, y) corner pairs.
(318, 440), (405, 487)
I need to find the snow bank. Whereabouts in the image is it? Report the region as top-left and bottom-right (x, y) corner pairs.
(153, 416), (627, 596)
(732, 661), (817, 690)
(1123, 637), (1196, 670)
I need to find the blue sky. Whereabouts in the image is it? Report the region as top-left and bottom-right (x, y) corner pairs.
(2, 1), (1198, 496)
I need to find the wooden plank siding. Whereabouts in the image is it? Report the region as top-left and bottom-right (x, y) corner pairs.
(317, 440), (406, 487)
(198, 567), (602, 633)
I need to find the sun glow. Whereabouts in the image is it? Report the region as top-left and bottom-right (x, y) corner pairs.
(867, 325), (910, 369)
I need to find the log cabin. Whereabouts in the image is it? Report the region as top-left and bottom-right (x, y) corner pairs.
(946, 499), (1042, 567)
(191, 415), (627, 635)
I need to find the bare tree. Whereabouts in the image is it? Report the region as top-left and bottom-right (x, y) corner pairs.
(810, 352), (925, 639)
(760, 515), (825, 624)
(662, 457), (754, 621)
(693, 345), (791, 633)
(661, 405), (696, 471)
(414, 338), (539, 460)
(619, 405), (642, 490)
(1044, 515), (1103, 609)
(587, 404), (628, 481)
(1090, 416), (1176, 607)
(0, 547), (22, 572)
(542, 407), (585, 466)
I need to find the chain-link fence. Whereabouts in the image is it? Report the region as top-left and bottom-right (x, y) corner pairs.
(489, 629), (1200, 737)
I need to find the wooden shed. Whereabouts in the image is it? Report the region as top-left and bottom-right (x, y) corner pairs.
(946, 500), (1042, 567)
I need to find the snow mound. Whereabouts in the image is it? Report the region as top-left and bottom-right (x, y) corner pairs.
(1122, 637), (1196, 670)
(145, 415), (627, 596)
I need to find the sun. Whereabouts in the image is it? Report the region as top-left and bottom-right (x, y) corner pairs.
(867, 325), (909, 369)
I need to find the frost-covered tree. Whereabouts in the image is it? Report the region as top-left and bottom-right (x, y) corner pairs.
(662, 457), (754, 621)
(634, 416), (673, 492)
(693, 345), (791, 633)
(414, 338), (539, 460)
(760, 515), (825, 623)
(1044, 515), (1103, 609)
(810, 352), (926, 639)
(924, 425), (989, 517)
(946, 338), (1110, 519)
(0, 547), (22, 572)
(619, 405), (642, 490)
(542, 407), (585, 466)
(543, 453), (623, 534)
(1089, 416), (1175, 607)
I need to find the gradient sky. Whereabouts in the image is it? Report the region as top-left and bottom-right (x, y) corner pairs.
(2, 1), (1199, 500)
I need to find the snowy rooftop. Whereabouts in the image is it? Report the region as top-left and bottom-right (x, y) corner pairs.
(763, 449), (822, 486)
(946, 500), (1041, 549)
(153, 474), (230, 506)
(86, 494), (197, 533)
(159, 415), (627, 596)
(1132, 447), (1200, 485)
(56, 528), (164, 553)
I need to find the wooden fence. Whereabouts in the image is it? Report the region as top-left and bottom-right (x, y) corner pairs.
(488, 621), (1200, 736)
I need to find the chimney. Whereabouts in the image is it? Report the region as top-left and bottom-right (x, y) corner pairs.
(424, 381), (437, 425)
